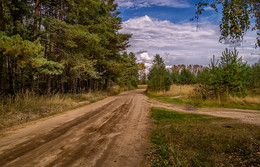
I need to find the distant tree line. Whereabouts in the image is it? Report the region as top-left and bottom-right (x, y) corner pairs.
(147, 49), (260, 99)
(0, 0), (139, 96)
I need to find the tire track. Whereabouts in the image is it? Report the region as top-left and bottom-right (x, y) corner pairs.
(0, 90), (151, 167)
(0, 98), (118, 166)
(46, 97), (134, 167)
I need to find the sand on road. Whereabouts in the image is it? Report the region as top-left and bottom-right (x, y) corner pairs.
(0, 89), (259, 167)
(0, 89), (151, 167)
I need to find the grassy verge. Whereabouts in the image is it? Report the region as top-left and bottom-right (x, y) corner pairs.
(150, 107), (260, 167)
(0, 87), (121, 130)
(147, 85), (260, 110)
(138, 85), (148, 89)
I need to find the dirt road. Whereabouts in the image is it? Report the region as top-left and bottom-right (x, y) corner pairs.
(0, 90), (151, 167)
(0, 89), (259, 167)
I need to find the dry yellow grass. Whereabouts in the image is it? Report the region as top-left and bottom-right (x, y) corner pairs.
(138, 85), (148, 89)
(155, 84), (195, 97)
(228, 95), (260, 105)
(150, 84), (260, 110)
(0, 90), (111, 130)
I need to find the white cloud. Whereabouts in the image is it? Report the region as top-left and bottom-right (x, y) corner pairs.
(119, 15), (259, 68)
(204, 6), (215, 11)
(115, 0), (191, 9)
(138, 52), (153, 63)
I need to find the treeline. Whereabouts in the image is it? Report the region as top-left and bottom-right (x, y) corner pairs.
(0, 0), (138, 96)
(148, 49), (260, 99)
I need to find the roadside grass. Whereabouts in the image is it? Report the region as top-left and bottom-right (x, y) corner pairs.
(138, 85), (148, 89)
(150, 107), (260, 167)
(0, 86), (121, 130)
(147, 85), (260, 110)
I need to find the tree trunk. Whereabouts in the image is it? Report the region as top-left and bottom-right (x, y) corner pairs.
(7, 58), (14, 95)
(0, 56), (4, 93)
(33, 0), (40, 41)
(47, 75), (51, 94)
(0, 0), (4, 31)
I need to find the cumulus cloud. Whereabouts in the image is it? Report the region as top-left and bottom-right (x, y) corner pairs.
(115, 0), (190, 9)
(138, 51), (153, 63)
(119, 15), (259, 68)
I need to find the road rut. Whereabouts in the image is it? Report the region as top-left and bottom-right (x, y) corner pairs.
(1, 89), (259, 167)
(0, 90), (151, 167)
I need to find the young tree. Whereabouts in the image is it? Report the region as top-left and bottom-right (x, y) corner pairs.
(218, 49), (249, 97)
(179, 68), (196, 85)
(148, 54), (172, 92)
(197, 67), (210, 85)
(170, 71), (180, 85)
(201, 49), (250, 99)
(248, 59), (260, 88)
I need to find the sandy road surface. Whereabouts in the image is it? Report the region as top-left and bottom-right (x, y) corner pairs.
(1, 89), (259, 167)
(0, 89), (151, 167)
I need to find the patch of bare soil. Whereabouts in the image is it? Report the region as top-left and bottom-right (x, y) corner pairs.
(148, 99), (260, 126)
(0, 89), (152, 167)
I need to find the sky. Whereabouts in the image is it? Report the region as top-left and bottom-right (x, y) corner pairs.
(115, 0), (260, 68)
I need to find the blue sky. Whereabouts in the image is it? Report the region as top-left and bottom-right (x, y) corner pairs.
(116, 0), (260, 67)
(118, 1), (220, 24)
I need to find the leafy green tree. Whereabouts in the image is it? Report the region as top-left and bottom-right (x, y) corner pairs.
(195, 0), (260, 47)
(148, 54), (172, 92)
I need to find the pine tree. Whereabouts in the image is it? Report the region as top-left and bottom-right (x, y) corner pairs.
(148, 54), (172, 92)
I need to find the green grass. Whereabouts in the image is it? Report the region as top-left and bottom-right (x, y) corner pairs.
(150, 107), (260, 167)
(147, 93), (260, 110)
